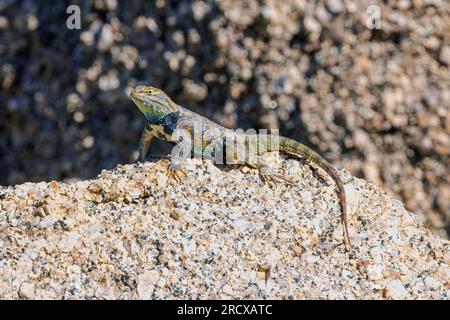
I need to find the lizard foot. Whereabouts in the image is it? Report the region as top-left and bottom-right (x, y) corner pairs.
(165, 162), (187, 183)
(133, 152), (146, 164)
(237, 163), (257, 173)
(259, 166), (294, 188)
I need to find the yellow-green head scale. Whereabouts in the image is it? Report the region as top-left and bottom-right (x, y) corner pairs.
(130, 86), (178, 123)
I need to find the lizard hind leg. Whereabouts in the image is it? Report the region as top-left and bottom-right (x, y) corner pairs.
(257, 157), (294, 188)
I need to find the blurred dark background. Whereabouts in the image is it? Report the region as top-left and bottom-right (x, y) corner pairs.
(0, 0), (448, 238)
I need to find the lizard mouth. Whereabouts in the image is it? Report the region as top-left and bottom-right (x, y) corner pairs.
(130, 90), (144, 102)
(130, 90), (152, 114)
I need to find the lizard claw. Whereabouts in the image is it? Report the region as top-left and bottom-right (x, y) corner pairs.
(237, 163), (255, 173)
(260, 173), (294, 187)
(165, 162), (187, 183)
(259, 166), (294, 187)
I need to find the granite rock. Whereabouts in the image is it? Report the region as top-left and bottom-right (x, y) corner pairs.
(0, 157), (448, 299)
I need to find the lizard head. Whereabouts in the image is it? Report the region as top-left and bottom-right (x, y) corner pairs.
(130, 86), (178, 121)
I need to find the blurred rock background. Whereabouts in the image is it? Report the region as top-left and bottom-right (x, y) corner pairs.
(0, 0), (448, 237)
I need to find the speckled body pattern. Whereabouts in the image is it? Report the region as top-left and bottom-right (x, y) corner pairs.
(130, 86), (351, 249)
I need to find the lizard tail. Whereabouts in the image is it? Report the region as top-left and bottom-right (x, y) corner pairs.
(278, 136), (352, 250)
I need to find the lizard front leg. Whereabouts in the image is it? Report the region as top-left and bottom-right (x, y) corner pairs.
(137, 124), (155, 162)
(165, 128), (194, 182)
(167, 132), (224, 182)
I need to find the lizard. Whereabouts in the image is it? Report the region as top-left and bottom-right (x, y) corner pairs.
(130, 85), (352, 250)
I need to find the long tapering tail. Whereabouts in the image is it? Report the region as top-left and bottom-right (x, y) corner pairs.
(278, 136), (352, 249)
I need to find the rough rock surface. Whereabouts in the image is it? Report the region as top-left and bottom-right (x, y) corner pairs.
(0, 157), (448, 299)
(0, 1), (449, 238)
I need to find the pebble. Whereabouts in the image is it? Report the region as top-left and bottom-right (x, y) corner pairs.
(137, 270), (160, 300)
(58, 232), (79, 251)
(439, 46), (450, 65)
(424, 276), (441, 290)
(385, 280), (409, 300)
(19, 283), (35, 300)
